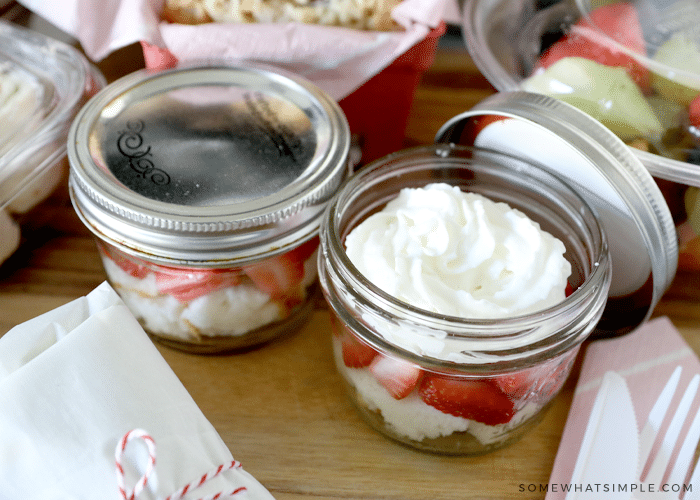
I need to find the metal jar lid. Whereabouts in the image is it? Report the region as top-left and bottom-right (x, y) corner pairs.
(68, 61), (350, 266)
(435, 91), (678, 336)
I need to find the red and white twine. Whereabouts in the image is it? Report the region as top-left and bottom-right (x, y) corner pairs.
(115, 429), (248, 500)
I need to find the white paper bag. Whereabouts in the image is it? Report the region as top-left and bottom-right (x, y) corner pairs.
(0, 282), (275, 500)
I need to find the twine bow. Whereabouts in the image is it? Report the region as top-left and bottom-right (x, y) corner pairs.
(115, 429), (248, 500)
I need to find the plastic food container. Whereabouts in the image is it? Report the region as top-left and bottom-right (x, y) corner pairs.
(0, 20), (104, 266)
(319, 91), (677, 455)
(68, 61), (350, 353)
(462, 0), (700, 270)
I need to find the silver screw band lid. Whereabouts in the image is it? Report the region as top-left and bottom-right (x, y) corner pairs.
(436, 91), (678, 335)
(68, 61), (350, 265)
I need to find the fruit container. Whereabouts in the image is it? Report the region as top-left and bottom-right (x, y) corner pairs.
(319, 91), (678, 455)
(0, 20), (104, 266)
(68, 60), (350, 354)
(461, 0), (700, 270)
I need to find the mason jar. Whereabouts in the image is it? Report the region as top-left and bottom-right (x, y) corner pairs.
(319, 143), (612, 455)
(68, 61), (350, 353)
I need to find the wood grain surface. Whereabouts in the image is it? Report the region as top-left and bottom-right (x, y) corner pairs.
(1, 37), (700, 500)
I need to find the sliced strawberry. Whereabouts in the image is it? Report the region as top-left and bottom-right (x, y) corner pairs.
(286, 235), (320, 263)
(340, 333), (378, 368)
(495, 348), (578, 402)
(369, 355), (423, 399)
(154, 267), (242, 302)
(535, 350), (578, 399)
(565, 281), (575, 297)
(535, 2), (649, 91)
(689, 94), (700, 130)
(418, 375), (515, 425)
(98, 242), (150, 279)
(243, 236), (319, 301)
(243, 258), (303, 297)
(329, 312), (344, 338)
(584, 1), (646, 54)
(679, 234), (700, 272)
(494, 369), (536, 400)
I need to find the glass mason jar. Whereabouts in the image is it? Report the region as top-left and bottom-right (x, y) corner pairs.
(93, 235), (321, 353)
(68, 61), (350, 353)
(318, 144), (612, 455)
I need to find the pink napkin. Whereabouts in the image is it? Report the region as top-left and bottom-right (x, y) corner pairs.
(546, 316), (700, 498)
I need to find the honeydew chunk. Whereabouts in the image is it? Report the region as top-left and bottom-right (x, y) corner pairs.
(650, 32), (700, 106)
(522, 56), (663, 142)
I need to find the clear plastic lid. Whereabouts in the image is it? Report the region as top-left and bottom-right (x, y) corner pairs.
(68, 61), (350, 266)
(577, 0), (700, 82)
(436, 91), (678, 336)
(0, 20), (105, 210)
(462, 0), (700, 188)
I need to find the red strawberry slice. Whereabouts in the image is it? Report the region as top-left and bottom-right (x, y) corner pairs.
(496, 365), (563, 402)
(583, 1), (646, 54)
(418, 375), (515, 425)
(340, 333), (378, 368)
(535, 2), (649, 91)
(494, 307), (577, 401)
(243, 258), (304, 297)
(535, 350), (578, 399)
(243, 236), (319, 301)
(99, 243), (150, 279)
(499, 349), (577, 402)
(369, 355), (423, 399)
(565, 281), (575, 297)
(494, 370), (537, 400)
(679, 234), (700, 272)
(154, 267), (242, 302)
(689, 93), (700, 129)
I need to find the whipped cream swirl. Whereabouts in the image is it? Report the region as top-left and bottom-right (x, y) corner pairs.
(344, 183), (571, 318)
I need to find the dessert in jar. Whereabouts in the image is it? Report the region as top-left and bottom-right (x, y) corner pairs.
(68, 61), (349, 353)
(319, 144), (612, 455)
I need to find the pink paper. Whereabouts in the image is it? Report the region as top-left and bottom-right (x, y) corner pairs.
(546, 316), (700, 498)
(17, 0), (447, 100)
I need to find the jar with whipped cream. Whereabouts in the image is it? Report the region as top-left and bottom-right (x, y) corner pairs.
(319, 92), (679, 455)
(68, 61), (349, 353)
(319, 143), (611, 454)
